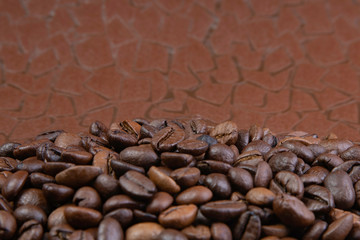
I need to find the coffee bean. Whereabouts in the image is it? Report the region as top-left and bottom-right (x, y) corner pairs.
(302, 185), (335, 214)
(93, 174), (120, 199)
(30, 172), (55, 188)
(209, 121), (238, 145)
(105, 208), (133, 227)
(332, 160), (360, 183)
(98, 217), (124, 240)
(14, 205), (47, 226)
(55, 166), (102, 189)
(146, 192), (174, 214)
(177, 139), (209, 156)
(273, 193), (315, 227)
(319, 139), (353, 153)
(302, 219), (327, 240)
(119, 170), (157, 200)
(16, 188), (49, 213)
(281, 140), (315, 164)
(120, 145), (159, 169)
(158, 204), (198, 229)
(254, 161), (272, 188)
(125, 222), (164, 240)
(197, 160), (232, 174)
(245, 187), (275, 206)
(18, 220), (43, 240)
(73, 186), (101, 210)
(196, 135), (217, 147)
(249, 124), (263, 141)
(210, 222), (232, 240)
(0, 210), (17, 240)
(151, 127), (186, 152)
(159, 228), (188, 240)
(261, 224), (290, 238)
(233, 211), (261, 240)
(0, 157), (18, 171)
(268, 152), (298, 174)
(176, 186), (213, 205)
(312, 153), (343, 170)
(324, 170), (355, 210)
(170, 167), (200, 188)
(235, 129), (249, 152)
(200, 200), (247, 222)
(203, 173), (231, 198)
(322, 213), (353, 240)
(243, 140), (272, 157)
(61, 149), (93, 165)
(228, 167), (253, 194)
(207, 143), (236, 165)
(0, 142), (20, 158)
(64, 206), (102, 229)
(103, 194), (143, 214)
(16, 157), (44, 173)
(2, 170), (28, 201)
(43, 183), (74, 207)
(47, 205), (70, 229)
(269, 171), (304, 198)
(54, 133), (82, 149)
(161, 152), (195, 169)
(148, 166), (180, 194)
(181, 225), (211, 240)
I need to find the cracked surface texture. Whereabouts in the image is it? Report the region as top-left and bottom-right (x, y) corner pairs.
(1, 0), (360, 144)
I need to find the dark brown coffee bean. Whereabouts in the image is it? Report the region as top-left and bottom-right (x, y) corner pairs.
(322, 213), (353, 240)
(203, 173), (231, 198)
(268, 152), (298, 174)
(177, 139), (209, 156)
(302, 219), (327, 240)
(340, 145), (360, 161)
(176, 186), (213, 205)
(43, 183), (74, 207)
(98, 217), (124, 240)
(161, 152), (195, 169)
(14, 139), (49, 160)
(228, 167), (253, 194)
(2, 170), (28, 201)
(273, 193), (315, 227)
(324, 170), (355, 210)
(125, 222), (164, 240)
(18, 220), (43, 240)
(0, 210), (17, 240)
(312, 153), (343, 170)
(107, 129), (137, 151)
(68, 230), (95, 240)
(47, 205), (71, 229)
(49, 223), (74, 240)
(54, 133), (82, 149)
(332, 160), (360, 183)
(103, 194), (143, 214)
(233, 211), (261, 240)
(263, 132), (277, 148)
(16, 188), (49, 213)
(151, 126), (186, 152)
(110, 158), (145, 176)
(269, 171), (304, 198)
(159, 228), (188, 240)
(105, 208), (133, 227)
(0, 142), (20, 158)
(64, 206), (102, 229)
(254, 161), (273, 188)
(159, 204), (197, 229)
(16, 157), (44, 174)
(209, 121), (238, 145)
(29, 172), (55, 188)
(245, 187), (275, 206)
(0, 157), (18, 171)
(93, 174), (120, 199)
(55, 166), (102, 189)
(89, 121), (108, 138)
(196, 135), (218, 147)
(119, 170), (157, 200)
(181, 225), (211, 240)
(319, 139), (353, 153)
(235, 129), (249, 152)
(140, 124), (158, 139)
(73, 186), (101, 210)
(211, 222), (232, 240)
(234, 150), (263, 167)
(197, 160), (232, 174)
(281, 140), (315, 164)
(249, 124), (263, 141)
(207, 143), (236, 165)
(147, 192), (174, 214)
(0, 195), (12, 212)
(243, 140), (272, 157)
(61, 149), (93, 165)
(170, 167), (200, 188)
(148, 166), (180, 194)
(200, 200), (247, 222)
(120, 145), (159, 169)
(14, 205), (47, 226)
(43, 161), (75, 176)
(261, 224), (289, 238)
(302, 185), (335, 214)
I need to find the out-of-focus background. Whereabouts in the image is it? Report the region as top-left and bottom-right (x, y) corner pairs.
(1, 0), (360, 144)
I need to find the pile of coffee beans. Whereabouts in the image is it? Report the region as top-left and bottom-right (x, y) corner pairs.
(0, 117), (360, 239)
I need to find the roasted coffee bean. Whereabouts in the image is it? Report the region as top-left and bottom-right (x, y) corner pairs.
(324, 170), (355, 210)
(0, 210), (17, 240)
(47, 205), (71, 229)
(200, 200), (247, 222)
(312, 153), (343, 170)
(322, 213), (353, 240)
(207, 143), (236, 165)
(263, 133), (277, 148)
(268, 152), (298, 174)
(245, 187), (275, 206)
(209, 121), (238, 145)
(73, 186), (101, 210)
(140, 124), (158, 139)
(254, 161), (273, 187)
(181, 225), (211, 240)
(18, 219), (43, 240)
(302, 219), (327, 240)
(203, 173), (231, 198)
(120, 145), (159, 169)
(170, 167), (200, 188)
(319, 139), (353, 153)
(158, 204), (197, 229)
(273, 193), (315, 227)
(14, 139), (49, 160)
(16, 188), (49, 213)
(55, 166), (102, 189)
(93, 174), (120, 199)
(89, 121), (108, 139)
(107, 129), (137, 151)
(196, 135), (217, 147)
(211, 222), (232, 240)
(147, 192), (174, 214)
(261, 224), (289, 238)
(17, 157), (44, 173)
(30, 172), (55, 188)
(98, 217), (123, 240)
(119, 170), (157, 200)
(54, 133), (82, 149)
(176, 186), (213, 205)
(281, 140), (314, 164)
(234, 150), (263, 167)
(43, 161), (75, 176)
(103, 194), (142, 214)
(105, 208), (133, 227)
(68, 230), (95, 240)
(197, 160), (232, 174)
(249, 124), (263, 141)
(125, 222), (164, 240)
(161, 152), (195, 169)
(159, 228), (188, 240)
(332, 160), (360, 183)
(243, 140), (272, 157)
(64, 206), (102, 229)
(302, 185), (334, 214)
(340, 145), (360, 161)
(148, 166), (180, 194)
(228, 167), (253, 194)
(61, 149), (93, 165)
(0, 142), (20, 158)
(235, 129), (249, 152)
(43, 183), (74, 207)
(0, 195), (12, 212)
(269, 171), (304, 198)
(2, 170), (28, 201)
(110, 158), (145, 176)
(233, 211), (261, 240)
(0, 157), (18, 171)
(14, 205), (47, 226)
(151, 127), (186, 152)
(177, 139), (209, 156)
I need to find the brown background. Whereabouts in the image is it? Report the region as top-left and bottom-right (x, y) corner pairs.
(1, 0), (360, 144)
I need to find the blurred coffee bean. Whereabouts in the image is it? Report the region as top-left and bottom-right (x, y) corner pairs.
(158, 204), (197, 229)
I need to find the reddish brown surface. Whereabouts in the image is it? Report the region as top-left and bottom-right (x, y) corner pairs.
(1, 0), (360, 144)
